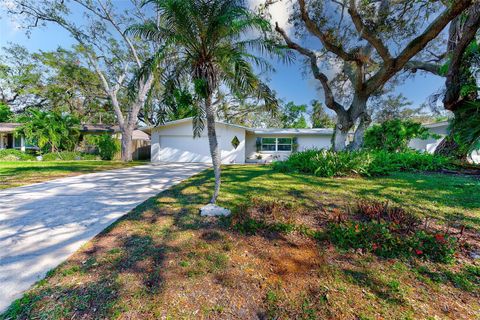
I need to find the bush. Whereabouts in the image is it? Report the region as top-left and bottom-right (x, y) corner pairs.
(42, 151), (99, 161)
(364, 119), (433, 152)
(0, 149), (35, 161)
(356, 199), (421, 233)
(273, 149), (454, 177)
(328, 222), (456, 262)
(93, 134), (120, 160)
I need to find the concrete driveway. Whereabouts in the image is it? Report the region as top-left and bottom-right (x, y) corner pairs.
(0, 163), (209, 312)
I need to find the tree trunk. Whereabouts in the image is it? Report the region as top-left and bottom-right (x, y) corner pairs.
(205, 95), (221, 204)
(349, 112), (371, 151)
(332, 125), (349, 151)
(434, 130), (466, 159)
(121, 125), (133, 162)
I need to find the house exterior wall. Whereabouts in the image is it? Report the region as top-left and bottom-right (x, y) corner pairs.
(151, 120), (246, 164)
(245, 131), (332, 162)
(409, 122), (479, 163)
(409, 125), (447, 153)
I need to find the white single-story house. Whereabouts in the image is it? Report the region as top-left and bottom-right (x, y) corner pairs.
(145, 118), (480, 164)
(146, 117), (333, 164)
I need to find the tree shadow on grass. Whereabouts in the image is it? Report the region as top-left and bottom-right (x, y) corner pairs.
(341, 269), (405, 305)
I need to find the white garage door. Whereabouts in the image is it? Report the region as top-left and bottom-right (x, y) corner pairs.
(158, 135), (212, 163)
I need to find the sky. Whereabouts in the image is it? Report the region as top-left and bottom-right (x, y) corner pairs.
(0, 0), (445, 113)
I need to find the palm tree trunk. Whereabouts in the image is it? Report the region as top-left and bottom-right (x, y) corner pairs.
(205, 95), (221, 204)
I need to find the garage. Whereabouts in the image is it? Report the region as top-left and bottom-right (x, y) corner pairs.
(149, 118), (247, 164)
(157, 135), (212, 162)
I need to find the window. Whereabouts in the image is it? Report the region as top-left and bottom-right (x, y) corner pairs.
(231, 136), (240, 149)
(261, 137), (292, 152)
(261, 138), (276, 151)
(13, 135), (22, 148)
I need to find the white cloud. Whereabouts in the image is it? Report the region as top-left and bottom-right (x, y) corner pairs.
(248, 0), (293, 34)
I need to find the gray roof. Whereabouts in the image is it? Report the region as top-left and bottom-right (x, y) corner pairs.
(423, 121), (449, 129)
(248, 128), (334, 135)
(80, 124), (120, 133)
(142, 117), (334, 135)
(0, 123), (21, 133)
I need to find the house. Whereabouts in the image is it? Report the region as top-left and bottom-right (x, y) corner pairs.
(0, 123), (35, 151)
(409, 120), (480, 163)
(78, 124), (151, 160)
(145, 117), (333, 164)
(0, 122), (151, 160)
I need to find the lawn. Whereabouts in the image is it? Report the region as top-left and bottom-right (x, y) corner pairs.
(2, 166), (480, 319)
(0, 161), (144, 190)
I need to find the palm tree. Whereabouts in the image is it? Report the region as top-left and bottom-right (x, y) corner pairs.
(129, 0), (283, 203)
(16, 109), (80, 153)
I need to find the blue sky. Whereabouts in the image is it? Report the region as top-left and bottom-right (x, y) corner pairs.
(0, 3), (445, 112)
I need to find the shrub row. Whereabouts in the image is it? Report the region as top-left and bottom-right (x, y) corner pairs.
(272, 149), (454, 177)
(0, 149), (100, 161)
(41, 151), (99, 161)
(230, 198), (458, 263)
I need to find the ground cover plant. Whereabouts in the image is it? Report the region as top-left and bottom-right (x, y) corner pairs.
(0, 161), (142, 189)
(273, 149), (457, 177)
(3, 166), (479, 319)
(0, 149), (35, 161)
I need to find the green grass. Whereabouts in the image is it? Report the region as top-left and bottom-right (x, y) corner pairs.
(0, 161), (144, 189)
(2, 165), (479, 319)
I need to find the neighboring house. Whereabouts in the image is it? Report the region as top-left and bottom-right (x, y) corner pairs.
(0, 123), (36, 151)
(79, 124), (151, 160)
(409, 120), (480, 163)
(145, 117), (333, 164)
(0, 122), (151, 160)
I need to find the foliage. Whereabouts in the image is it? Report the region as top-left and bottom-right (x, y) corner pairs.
(0, 44), (43, 109)
(88, 134), (120, 160)
(451, 101), (480, 156)
(364, 119), (433, 152)
(356, 199), (421, 233)
(0, 149), (35, 161)
(328, 222), (456, 263)
(310, 99), (335, 128)
(0, 44), (111, 123)
(16, 109), (80, 153)
(0, 103), (13, 122)
(281, 101), (308, 128)
(42, 151), (99, 161)
(371, 94), (415, 123)
(273, 149), (454, 177)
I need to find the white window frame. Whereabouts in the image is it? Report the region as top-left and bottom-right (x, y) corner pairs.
(261, 137), (292, 152)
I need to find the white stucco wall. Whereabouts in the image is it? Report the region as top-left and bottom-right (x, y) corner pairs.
(408, 122), (479, 164)
(151, 119), (245, 164)
(245, 132), (332, 162)
(297, 135), (332, 151)
(409, 124), (448, 152)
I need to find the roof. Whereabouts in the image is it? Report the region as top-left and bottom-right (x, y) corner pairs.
(142, 117), (334, 135)
(0, 123), (21, 133)
(423, 120), (449, 129)
(80, 124), (120, 133)
(132, 129), (150, 140)
(249, 128), (334, 135)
